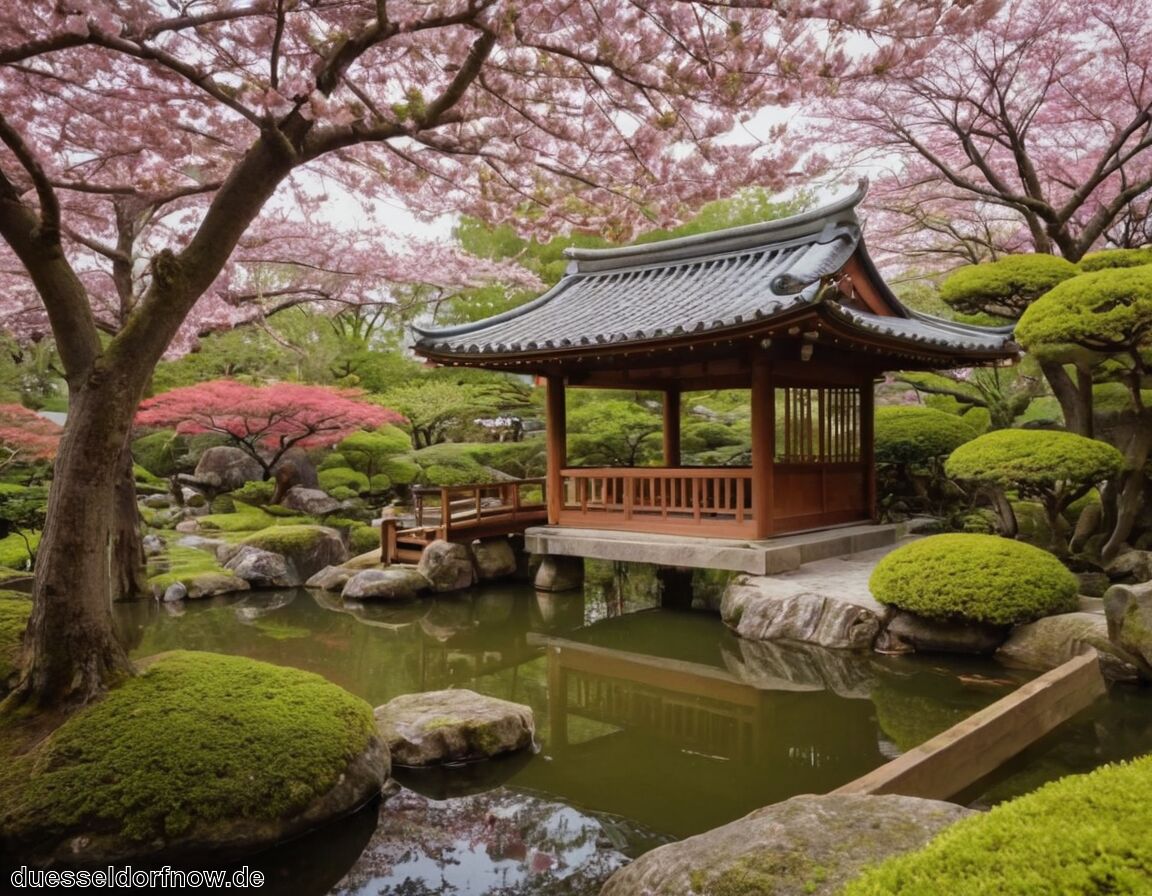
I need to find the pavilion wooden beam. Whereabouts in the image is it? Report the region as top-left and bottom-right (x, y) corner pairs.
(545, 375), (567, 525)
(750, 355), (773, 538)
(663, 388), (681, 467)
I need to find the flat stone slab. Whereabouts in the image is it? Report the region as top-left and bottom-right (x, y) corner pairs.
(525, 523), (903, 575)
(374, 689), (535, 766)
(599, 793), (972, 896)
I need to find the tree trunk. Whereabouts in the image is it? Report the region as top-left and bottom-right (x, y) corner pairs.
(113, 447), (148, 601)
(1040, 360), (1093, 437)
(7, 380), (137, 711)
(1102, 422), (1152, 561)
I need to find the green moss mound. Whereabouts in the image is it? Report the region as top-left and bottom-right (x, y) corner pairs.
(874, 406), (975, 465)
(1078, 247), (1152, 271)
(318, 466), (371, 494)
(146, 546), (234, 592)
(0, 590), (31, 688)
(945, 429), (1123, 490)
(869, 535), (1078, 625)
(131, 429), (187, 477)
(0, 651), (375, 847)
(841, 754), (1152, 895)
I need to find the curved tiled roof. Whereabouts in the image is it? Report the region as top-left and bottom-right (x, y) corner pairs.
(413, 182), (1016, 363)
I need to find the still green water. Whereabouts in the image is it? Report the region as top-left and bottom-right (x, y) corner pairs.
(113, 573), (1152, 895)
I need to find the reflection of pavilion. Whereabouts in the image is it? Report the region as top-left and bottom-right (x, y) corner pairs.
(527, 632), (884, 837)
(539, 634), (880, 768)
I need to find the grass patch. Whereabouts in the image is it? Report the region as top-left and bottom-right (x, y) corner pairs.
(0, 651), (376, 846)
(0, 532), (39, 570)
(0, 590), (31, 687)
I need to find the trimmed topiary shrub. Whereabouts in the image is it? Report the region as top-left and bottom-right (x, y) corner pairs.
(467, 441), (548, 478)
(318, 467), (370, 494)
(869, 534), (1078, 626)
(318, 451), (349, 471)
(381, 457), (421, 486)
(841, 753), (1152, 895)
(0, 651), (378, 853)
(349, 523), (381, 554)
(337, 426), (412, 477)
(875, 406), (975, 465)
(1078, 246), (1152, 271)
(945, 429), (1123, 544)
(939, 254), (1079, 319)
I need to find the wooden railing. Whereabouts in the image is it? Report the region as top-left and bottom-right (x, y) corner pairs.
(382, 478), (548, 562)
(558, 467), (756, 537)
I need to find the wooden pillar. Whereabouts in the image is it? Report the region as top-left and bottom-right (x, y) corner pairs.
(545, 375), (567, 525)
(861, 375), (877, 521)
(750, 357), (774, 538)
(663, 388), (681, 467)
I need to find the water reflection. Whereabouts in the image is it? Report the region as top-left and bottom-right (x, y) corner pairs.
(113, 574), (1152, 895)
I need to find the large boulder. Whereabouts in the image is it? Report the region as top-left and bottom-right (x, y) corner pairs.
(472, 537), (518, 581)
(270, 446), (319, 504)
(722, 576), (883, 650)
(417, 540), (476, 593)
(1103, 581), (1152, 679)
(342, 568), (429, 602)
(305, 564), (358, 593)
(882, 611), (1009, 655)
(193, 446), (264, 492)
(151, 570), (250, 600)
(282, 486), (341, 516)
(223, 525), (348, 582)
(374, 688), (535, 766)
(223, 545), (300, 588)
(599, 793), (972, 896)
(997, 612), (1139, 682)
(1104, 549), (1152, 584)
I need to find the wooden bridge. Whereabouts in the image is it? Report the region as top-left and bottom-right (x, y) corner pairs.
(382, 478), (548, 563)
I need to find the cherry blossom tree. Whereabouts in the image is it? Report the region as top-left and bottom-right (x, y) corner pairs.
(0, 1), (994, 709)
(817, 0), (1152, 266)
(136, 380), (402, 479)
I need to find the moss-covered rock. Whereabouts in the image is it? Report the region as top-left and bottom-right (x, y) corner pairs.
(600, 794), (972, 896)
(869, 535), (1079, 626)
(374, 688), (534, 766)
(874, 406), (975, 466)
(233, 524), (348, 581)
(131, 429), (188, 477)
(841, 754), (1152, 895)
(0, 651), (387, 865)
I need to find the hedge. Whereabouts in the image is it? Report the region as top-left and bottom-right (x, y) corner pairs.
(875, 406), (975, 466)
(869, 534), (1078, 626)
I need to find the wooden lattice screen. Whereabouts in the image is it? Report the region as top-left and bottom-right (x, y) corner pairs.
(775, 386), (861, 464)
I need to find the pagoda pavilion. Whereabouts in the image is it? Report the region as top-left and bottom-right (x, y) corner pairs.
(413, 184), (1016, 541)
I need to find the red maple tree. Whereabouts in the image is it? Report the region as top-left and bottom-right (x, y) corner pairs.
(136, 380), (402, 479)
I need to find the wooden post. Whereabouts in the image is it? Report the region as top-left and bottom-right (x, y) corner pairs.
(545, 375), (567, 525)
(379, 514), (398, 564)
(861, 376), (876, 521)
(750, 356), (774, 538)
(663, 388), (681, 467)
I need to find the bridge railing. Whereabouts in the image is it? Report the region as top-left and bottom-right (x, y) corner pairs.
(410, 477), (547, 540)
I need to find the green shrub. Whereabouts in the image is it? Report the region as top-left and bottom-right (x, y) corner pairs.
(841, 754), (1152, 895)
(337, 426), (411, 476)
(229, 479), (275, 505)
(875, 406), (975, 466)
(328, 486), (359, 501)
(0, 651), (375, 845)
(869, 534), (1078, 625)
(1078, 246), (1152, 271)
(421, 463), (494, 486)
(381, 457), (421, 486)
(131, 429), (187, 477)
(318, 451), (349, 471)
(946, 429), (1123, 541)
(349, 524), (381, 554)
(939, 254), (1079, 319)
(318, 467), (370, 494)
(467, 441), (548, 478)
(368, 473), (392, 492)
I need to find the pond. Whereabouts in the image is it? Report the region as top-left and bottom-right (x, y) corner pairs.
(113, 568), (1152, 895)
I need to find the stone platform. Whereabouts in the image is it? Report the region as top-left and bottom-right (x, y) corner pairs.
(524, 522), (903, 575)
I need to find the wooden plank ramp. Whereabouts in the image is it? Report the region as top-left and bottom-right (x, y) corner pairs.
(835, 650), (1106, 801)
